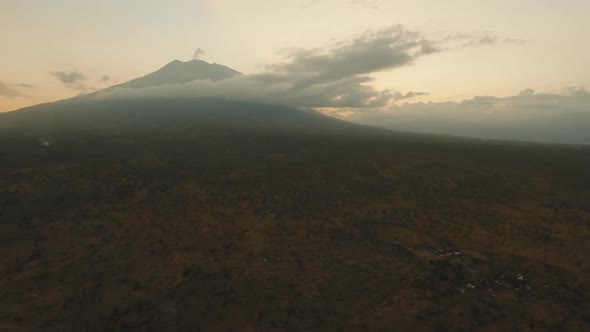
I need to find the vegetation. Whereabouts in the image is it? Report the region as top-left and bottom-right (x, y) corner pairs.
(0, 127), (589, 331)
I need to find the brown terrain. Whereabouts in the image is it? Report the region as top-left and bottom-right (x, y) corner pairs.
(1, 129), (589, 331)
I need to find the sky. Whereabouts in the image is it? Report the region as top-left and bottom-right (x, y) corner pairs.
(1, 0), (590, 119)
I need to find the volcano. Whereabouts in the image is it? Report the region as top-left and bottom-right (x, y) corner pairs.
(0, 60), (387, 137)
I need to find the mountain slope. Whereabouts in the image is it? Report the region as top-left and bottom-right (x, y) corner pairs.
(0, 97), (387, 137)
(0, 60), (388, 136)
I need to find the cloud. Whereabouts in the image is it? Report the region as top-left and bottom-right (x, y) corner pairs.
(443, 33), (526, 48)
(96, 74), (397, 109)
(471, 36), (498, 45)
(50, 70), (94, 93)
(346, 87), (590, 144)
(0, 81), (34, 98)
(0, 82), (23, 98)
(518, 89), (535, 96)
(50, 71), (87, 84)
(193, 48), (205, 60)
(257, 25), (438, 90)
(502, 38), (527, 45)
(562, 86), (588, 96)
(97, 25), (438, 109)
(394, 91), (429, 100)
(346, 0), (380, 10)
(50, 70), (110, 93)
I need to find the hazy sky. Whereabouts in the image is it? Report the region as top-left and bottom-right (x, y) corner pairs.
(1, 0), (590, 112)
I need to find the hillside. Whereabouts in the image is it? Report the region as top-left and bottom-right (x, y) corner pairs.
(1, 128), (589, 332)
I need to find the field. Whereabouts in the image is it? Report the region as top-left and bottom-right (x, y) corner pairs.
(1, 129), (589, 331)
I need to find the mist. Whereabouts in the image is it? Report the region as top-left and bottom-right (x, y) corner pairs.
(346, 88), (590, 144)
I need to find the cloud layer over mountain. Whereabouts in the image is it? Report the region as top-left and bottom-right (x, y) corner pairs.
(96, 25), (435, 108)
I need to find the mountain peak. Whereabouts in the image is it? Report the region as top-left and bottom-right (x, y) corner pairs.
(114, 59), (242, 90)
(164, 59), (204, 66)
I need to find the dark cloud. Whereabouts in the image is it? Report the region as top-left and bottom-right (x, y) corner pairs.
(0, 82), (34, 98)
(100, 75), (111, 82)
(50, 71), (94, 93)
(50, 71), (87, 84)
(50, 71), (88, 92)
(257, 25), (438, 90)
